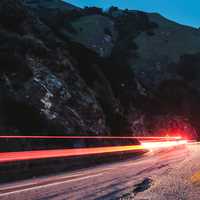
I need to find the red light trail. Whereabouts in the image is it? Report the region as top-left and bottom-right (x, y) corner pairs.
(0, 145), (144, 163)
(0, 136), (188, 163)
(0, 135), (181, 140)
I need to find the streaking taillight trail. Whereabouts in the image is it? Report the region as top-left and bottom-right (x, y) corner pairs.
(0, 136), (181, 140)
(0, 145), (144, 163)
(0, 136), (188, 163)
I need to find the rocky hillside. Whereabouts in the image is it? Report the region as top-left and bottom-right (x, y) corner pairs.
(0, 0), (200, 138)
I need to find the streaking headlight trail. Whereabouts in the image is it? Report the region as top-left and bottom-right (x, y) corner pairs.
(141, 140), (188, 149)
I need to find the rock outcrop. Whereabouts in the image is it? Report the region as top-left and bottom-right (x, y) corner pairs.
(0, 0), (107, 135)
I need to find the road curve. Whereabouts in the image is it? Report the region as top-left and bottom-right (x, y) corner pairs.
(0, 143), (197, 200)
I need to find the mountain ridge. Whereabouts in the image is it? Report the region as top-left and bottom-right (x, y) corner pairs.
(0, 0), (199, 139)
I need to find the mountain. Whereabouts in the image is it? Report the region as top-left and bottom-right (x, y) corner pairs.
(24, 0), (78, 10)
(0, 0), (199, 138)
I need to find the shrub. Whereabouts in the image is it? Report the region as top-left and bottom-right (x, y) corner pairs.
(177, 54), (200, 81)
(84, 7), (103, 15)
(0, 0), (27, 32)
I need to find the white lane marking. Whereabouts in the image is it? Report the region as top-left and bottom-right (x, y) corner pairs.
(0, 172), (89, 191)
(0, 165), (132, 194)
(0, 173), (104, 197)
(0, 171), (98, 192)
(0, 154), (151, 196)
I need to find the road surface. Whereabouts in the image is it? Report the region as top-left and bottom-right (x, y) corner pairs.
(0, 143), (200, 200)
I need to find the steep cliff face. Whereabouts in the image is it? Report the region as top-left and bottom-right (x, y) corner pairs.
(0, 0), (200, 138)
(0, 0), (108, 135)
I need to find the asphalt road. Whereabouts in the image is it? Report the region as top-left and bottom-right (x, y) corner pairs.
(0, 143), (199, 200)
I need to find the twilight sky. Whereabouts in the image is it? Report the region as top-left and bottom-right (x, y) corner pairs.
(65, 0), (199, 28)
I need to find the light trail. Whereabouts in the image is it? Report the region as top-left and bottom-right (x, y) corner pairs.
(0, 145), (144, 163)
(0, 136), (187, 163)
(0, 136), (181, 140)
(141, 140), (188, 149)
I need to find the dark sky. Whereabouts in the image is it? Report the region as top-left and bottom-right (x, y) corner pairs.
(65, 0), (199, 28)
